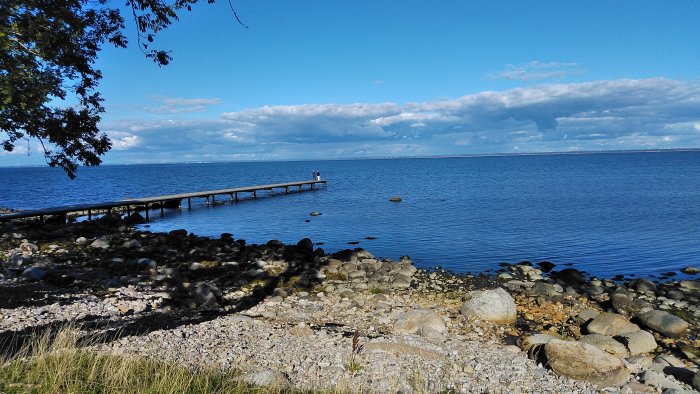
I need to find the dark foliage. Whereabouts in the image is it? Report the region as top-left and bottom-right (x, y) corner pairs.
(0, 0), (244, 178)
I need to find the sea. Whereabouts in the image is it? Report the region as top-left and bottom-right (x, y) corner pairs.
(1, 150), (699, 280)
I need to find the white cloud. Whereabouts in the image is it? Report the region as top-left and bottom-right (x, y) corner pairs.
(144, 97), (221, 114)
(111, 135), (141, 150)
(488, 61), (584, 81)
(101, 78), (700, 163)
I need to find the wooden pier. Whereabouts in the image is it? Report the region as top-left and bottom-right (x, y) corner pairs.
(0, 179), (327, 222)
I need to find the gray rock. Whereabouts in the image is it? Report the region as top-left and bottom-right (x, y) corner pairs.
(629, 278), (657, 293)
(90, 239), (110, 249)
(552, 268), (586, 286)
(638, 310), (689, 338)
(681, 266), (700, 275)
(193, 284), (220, 310)
(621, 382), (658, 393)
(679, 280), (700, 290)
(503, 280), (525, 291)
(586, 312), (639, 336)
(615, 330), (657, 355)
(240, 369), (289, 387)
(666, 290), (685, 300)
(662, 389), (700, 394)
(296, 238), (313, 252)
(520, 333), (558, 350)
(579, 334), (629, 358)
(393, 308), (446, 338)
(460, 287), (516, 324)
(355, 248), (375, 260)
(19, 242), (38, 254)
(134, 258), (157, 269)
(75, 236), (88, 245)
(611, 292), (653, 316)
(10, 253), (32, 266)
(625, 355), (654, 374)
(399, 265), (417, 277)
(391, 275), (411, 289)
(587, 286), (605, 295)
(530, 282), (560, 297)
(575, 309), (600, 326)
(655, 354), (688, 368)
(639, 370), (685, 391)
(21, 266), (46, 280)
(543, 339), (630, 387)
(122, 239), (142, 249)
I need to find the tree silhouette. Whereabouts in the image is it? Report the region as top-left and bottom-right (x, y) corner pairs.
(0, 0), (245, 178)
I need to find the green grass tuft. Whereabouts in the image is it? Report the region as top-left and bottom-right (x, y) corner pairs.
(0, 327), (277, 394)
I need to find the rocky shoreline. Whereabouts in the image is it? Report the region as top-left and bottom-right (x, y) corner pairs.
(1, 215), (699, 393)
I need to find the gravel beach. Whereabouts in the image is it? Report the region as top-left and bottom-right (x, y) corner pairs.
(1, 215), (699, 393)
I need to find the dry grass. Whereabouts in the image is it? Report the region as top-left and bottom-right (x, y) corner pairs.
(0, 327), (284, 394)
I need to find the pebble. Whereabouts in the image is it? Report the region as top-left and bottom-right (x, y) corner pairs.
(1, 218), (698, 394)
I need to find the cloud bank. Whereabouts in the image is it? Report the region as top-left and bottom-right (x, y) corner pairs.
(488, 61), (584, 81)
(103, 78), (700, 163)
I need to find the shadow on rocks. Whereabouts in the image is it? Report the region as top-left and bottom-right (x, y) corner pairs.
(1, 217), (327, 356)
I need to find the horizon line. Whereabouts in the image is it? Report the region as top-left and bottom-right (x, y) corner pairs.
(1, 147), (699, 169)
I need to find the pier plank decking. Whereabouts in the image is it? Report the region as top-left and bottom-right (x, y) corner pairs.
(0, 179), (327, 222)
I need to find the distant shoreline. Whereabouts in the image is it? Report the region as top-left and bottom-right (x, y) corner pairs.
(1, 146), (699, 169)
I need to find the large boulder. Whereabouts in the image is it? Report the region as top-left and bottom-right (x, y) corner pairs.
(679, 280), (700, 290)
(578, 334), (629, 358)
(543, 339), (630, 387)
(296, 238), (313, 252)
(460, 287), (516, 324)
(586, 313), (639, 336)
(393, 308), (446, 338)
(638, 310), (689, 338)
(551, 268), (586, 286)
(615, 330), (657, 356)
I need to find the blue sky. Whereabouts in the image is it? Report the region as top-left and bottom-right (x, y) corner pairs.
(3, 0), (700, 166)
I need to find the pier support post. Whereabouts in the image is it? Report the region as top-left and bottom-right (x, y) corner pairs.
(212, 194), (216, 204)
(145, 205), (149, 220)
(285, 186), (288, 194)
(253, 190), (257, 198)
(127, 206), (131, 216)
(235, 192), (238, 202)
(188, 198), (191, 209)
(160, 203), (164, 216)
(88, 210), (92, 220)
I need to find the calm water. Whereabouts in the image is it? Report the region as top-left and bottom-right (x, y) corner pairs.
(1, 151), (699, 279)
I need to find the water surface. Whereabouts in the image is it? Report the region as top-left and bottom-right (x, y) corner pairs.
(1, 151), (699, 279)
